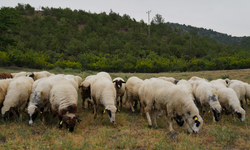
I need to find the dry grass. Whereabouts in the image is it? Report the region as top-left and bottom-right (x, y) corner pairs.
(1, 67), (250, 149)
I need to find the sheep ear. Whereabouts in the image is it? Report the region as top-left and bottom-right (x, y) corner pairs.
(193, 115), (198, 121)
(113, 81), (116, 83)
(122, 81), (126, 83)
(174, 80), (179, 84)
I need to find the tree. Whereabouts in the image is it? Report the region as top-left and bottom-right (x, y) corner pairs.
(0, 7), (19, 52)
(153, 14), (165, 25)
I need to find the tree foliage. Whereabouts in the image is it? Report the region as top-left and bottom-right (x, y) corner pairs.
(0, 4), (250, 72)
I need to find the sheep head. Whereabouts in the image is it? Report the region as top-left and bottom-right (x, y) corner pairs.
(105, 105), (117, 124)
(113, 80), (126, 89)
(63, 113), (79, 132)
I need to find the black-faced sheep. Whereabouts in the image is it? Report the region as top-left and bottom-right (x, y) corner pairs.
(79, 75), (95, 109)
(113, 77), (126, 111)
(90, 72), (117, 124)
(50, 78), (80, 132)
(139, 78), (203, 133)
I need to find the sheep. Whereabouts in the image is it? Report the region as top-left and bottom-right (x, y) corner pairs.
(217, 87), (245, 121)
(0, 79), (12, 109)
(113, 77), (126, 111)
(27, 71), (53, 81)
(225, 79), (250, 107)
(177, 79), (194, 100)
(0, 72), (13, 79)
(64, 75), (82, 90)
(28, 75), (65, 125)
(189, 76), (208, 82)
(1, 76), (34, 121)
(225, 80), (246, 108)
(191, 80), (221, 122)
(124, 76), (144, 113)
(50, 78), (80, 132)
(79, 75), (95, 109)
(138, 78), (203, 133)
(13, 71), (27, 79)
(96, 72), (112, 81)
(158, 76), (179, 84)
(210, 79), (245, 121)
(90, 72), (117, 124)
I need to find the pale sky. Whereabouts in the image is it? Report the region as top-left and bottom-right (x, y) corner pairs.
(1, 0), (250, 37)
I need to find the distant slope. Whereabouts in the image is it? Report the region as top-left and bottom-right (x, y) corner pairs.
(166, 22), (249, 47)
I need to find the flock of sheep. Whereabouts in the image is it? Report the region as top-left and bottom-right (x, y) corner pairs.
(0, 71), (248, 133)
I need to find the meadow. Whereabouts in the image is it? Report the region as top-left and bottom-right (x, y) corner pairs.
(0, 67), (250, 150)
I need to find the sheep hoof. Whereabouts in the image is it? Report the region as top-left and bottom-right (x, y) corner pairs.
(148, 125), (152, 128)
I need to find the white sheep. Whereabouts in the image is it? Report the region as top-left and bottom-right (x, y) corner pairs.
(27, 71), (54, 81)
(79, 75), (95, 109)
(13, 71), (27, 79)
(64, 75), (82, 90)
(50, 78), (80, 132)
(90, 72), (117, 124)
(191, 80), (221, 122)
(1, 76), (34, 121)
(0, 79), (12, 109)
(124, 76), (144, 113)
(189, 76), (208, 82)
(158, 76), (179, 84)
(211, 79), (245, 121)
(28, 75), (65, 125)
(138, 78), (203, 133)
(113, 77), (126, 111)
(97, 71), (112, 81)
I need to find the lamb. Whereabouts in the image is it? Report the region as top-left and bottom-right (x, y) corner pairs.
(27, 71), (54, 81)
(90, 72), (117, 124)
(113, 77), (126, 111)
(0, 72), (13, 79)
(50, 78), (80, 132)
(79, 75), (95, 109)
(190, 80), (221, 121)
(0, 79), (12, 108)
(1, 76), (34, 121)
(138, 78), (203, 133)
(124, 76), (144, 112)
(158, 77), (179, 84)
(210, 79), (245, 121)
(28, 75), (65, 125)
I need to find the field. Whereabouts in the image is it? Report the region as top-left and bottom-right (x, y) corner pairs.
(1, 67), (250, 150)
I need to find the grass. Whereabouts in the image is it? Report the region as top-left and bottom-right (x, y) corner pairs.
(1, 67), (250, 149)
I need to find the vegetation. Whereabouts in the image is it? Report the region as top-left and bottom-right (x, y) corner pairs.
(0, 4), (250, 72)
(1, 67), (250, 149)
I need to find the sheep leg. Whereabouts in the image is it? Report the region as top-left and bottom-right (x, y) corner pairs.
(120, 96), (123, 108)
(240, 100), (244, 110)
(146, 111), (152, 127)
(129, 98), (135, 113)
(152, 109), (158, 128)
(93, 104), (97, 119)
(166, 117), (174, 132)
(184, 118), (192, 133)
(134, 100), (138, 110)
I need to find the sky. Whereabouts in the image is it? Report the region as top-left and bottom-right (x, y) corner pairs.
(1, 0), (250, 37)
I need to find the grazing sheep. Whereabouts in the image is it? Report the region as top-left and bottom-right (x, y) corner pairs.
(27, 71), (53, 81)
(0, 72), (13, 79)
(113, 77), (126, 111)
(64, 75), (82, 90)
(158, 77), (179, 84)
(191, 80), (221, 122)
(13, 72), (27, 79)
(139, 78), (203, 133)
(124, 76), (144, 112)
(96, 72), (112, 81)
(177, 79), (194, 100)
(189, 76), (208, 82)
(28, 75), (65, 125)
(1, 76), (34, 121)
(79, 75), (95, 109)
(217, 87), (245, 121)
(50, 78), (80, 132)
(211, 79), (245, 121)
(0, 79), (12, 109)
(226, 80), (246, 108)
(90, 73), (117, 124)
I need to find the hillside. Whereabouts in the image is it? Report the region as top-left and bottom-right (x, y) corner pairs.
(1, 4), (250, 72)
(166, 22), (250, 47)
